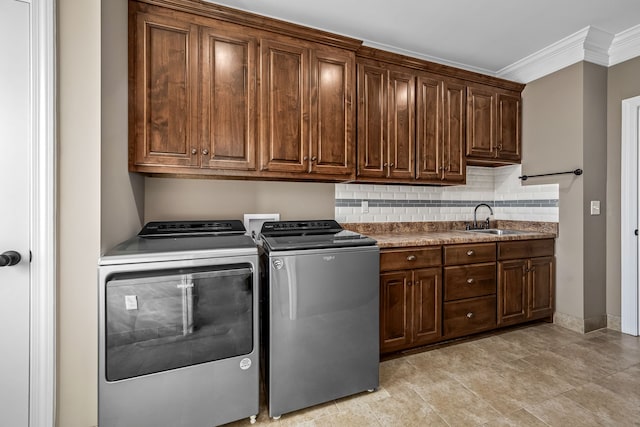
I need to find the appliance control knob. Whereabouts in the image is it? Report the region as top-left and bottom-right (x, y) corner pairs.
(273, 259), (284, 270)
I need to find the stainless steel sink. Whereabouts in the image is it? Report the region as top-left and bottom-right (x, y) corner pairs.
(465, 228), (527, 236)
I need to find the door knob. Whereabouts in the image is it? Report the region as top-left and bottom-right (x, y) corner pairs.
(0, 251), (21, 267)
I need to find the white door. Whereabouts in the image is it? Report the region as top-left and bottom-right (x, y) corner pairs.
(0, 0), (32, 424)
(621, 95), (640, 336)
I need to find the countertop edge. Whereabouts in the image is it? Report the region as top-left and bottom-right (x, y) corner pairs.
(369, 230), (556, 249)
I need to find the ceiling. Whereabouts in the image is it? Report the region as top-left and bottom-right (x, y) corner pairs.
(205, 0), (640, 81)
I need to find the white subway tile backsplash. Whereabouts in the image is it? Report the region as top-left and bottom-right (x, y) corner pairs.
(335, 164), (559, 223)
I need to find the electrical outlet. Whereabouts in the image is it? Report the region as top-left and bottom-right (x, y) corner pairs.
(361, 200), (369, 213)
(590, 200), (601, 215)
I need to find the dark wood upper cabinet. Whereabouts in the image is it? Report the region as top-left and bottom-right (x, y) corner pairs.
(466, 83), (522, 165)
(200, 25), (257, 171)
(415, 75), (441, 181)
(387, 70), (416, 180)
(496, 91), (521, 161)
(131, 10), (199, 168)
(466, 85), (496, 159)
(357, 50), (469, 185)
(309, 47), (355, 176)
(259, 38), (309, 174)
(442, 81), (466, 182)
(129, 0), (523, 181)
(416, 77), (466, 183)
(357, 63), (388, 179)
(130, 0), (357, 181)
(259, 38), (356, 178)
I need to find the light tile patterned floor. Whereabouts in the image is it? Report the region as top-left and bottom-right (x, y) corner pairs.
(226, 324), (640, 426)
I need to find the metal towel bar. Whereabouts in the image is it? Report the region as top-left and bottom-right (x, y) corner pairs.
(518, 168), (583, 181)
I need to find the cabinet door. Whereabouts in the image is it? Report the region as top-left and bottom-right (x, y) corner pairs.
(442, 80), (466, 182)
(200, 25), (257, 170)
(528, 257), (554, 320)
(387, 70), (415, 179)
(132, 12), (199, 167)
(415, 75), (442, 182)
(497, 259), (527, 325)
(466, 85), (496, 159)
(260, 38), (309, 173)
(496, 91), (521, 161)
(380, 271), (411, 352)
(411, 268), (442, 345)
(357, 63), (387, 178)
(309, 47), (355, 177)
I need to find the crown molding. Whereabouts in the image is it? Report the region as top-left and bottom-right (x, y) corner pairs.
(609, 24), (640, 66)
(497, 26), (614, 83)
(361, 39), (497, 76)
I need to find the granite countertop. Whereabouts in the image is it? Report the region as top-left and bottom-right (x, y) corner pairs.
(341, 221), (558, 249)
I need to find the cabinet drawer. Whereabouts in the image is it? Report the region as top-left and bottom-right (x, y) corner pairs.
(443, 295), (496, 338)
(498, 239), (554, 260)
(444, 263), (496, 301)
(380, 247), (441, 272)
(443, 243), (496, 265)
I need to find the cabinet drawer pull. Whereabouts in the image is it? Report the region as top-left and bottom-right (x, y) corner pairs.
(466, 250), (475, 256)
(406, 255), (417, 261)
(466, 312), (474, 319)
(466, 278), (474, 284)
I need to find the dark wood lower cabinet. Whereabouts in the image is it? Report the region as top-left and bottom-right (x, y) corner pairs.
(380, 239), (555, 355)
(380, 268), (442, 353)
(380, 247), (442, 353)
(443, 295), (496, 338)
(498, 240), (555, 326)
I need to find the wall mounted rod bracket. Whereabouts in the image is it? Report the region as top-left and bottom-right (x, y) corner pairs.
(519, 168), (583, 181)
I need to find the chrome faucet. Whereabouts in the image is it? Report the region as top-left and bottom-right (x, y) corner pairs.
(472, 203), (494, 229)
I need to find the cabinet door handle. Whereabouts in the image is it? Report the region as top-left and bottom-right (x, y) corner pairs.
(406, 255), (416, 261)
(303, 156), (309, 161)
(466, 278), (474, 284)
(466, 250), (475, 256)
(389, 162), (394, 168)
(311, 156), (317, 162)
(383, 162), (388, 167)
(191, 148), (197, 155)
(202, 149), (209, 155)
(466, 312), (474, 319)
(407, 281), (412, 286)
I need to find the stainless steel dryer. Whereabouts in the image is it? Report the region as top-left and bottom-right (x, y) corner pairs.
(260, 220), (379, 419)
(98, 220), (259, 427)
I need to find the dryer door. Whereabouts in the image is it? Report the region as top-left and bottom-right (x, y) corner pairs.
(104, 264), (254, 381)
